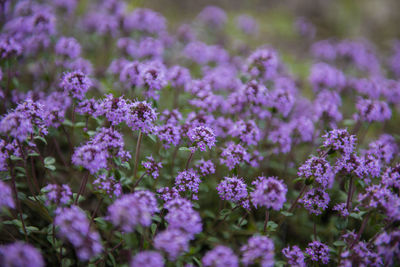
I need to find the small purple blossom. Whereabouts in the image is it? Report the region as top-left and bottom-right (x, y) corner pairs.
(130, 251), (165, 267)
(220, 142), (250, 170)
(282, 245), (305, 267)
(305, 241), (330, 264)
(55, 37), (81, 59)
(322, 129), (357, 158)
(217, 176), (250, 209)
(333, 203), (349, 217)
(240, 235), (275, 267)
(0, 180), (15, 210)
(195, 159), (215, 176)
(142, 156), (163, 179)
(55, 206), (103, 260)
(187, 126), (216, 152)
(202, 245), (239, 267)
(60, 71), (92, 100)
(250, 176), (287, 211)
(107, 191), (158, 232)
(355, 98), (391, 122)
(42, 184), (72, 206)
(93, 173), (122, 198)
(175, 169), (201, 200)
(154, 229), (189, 260)
(0, 242), (44, 267)
(300, 188), (330, 215)
(298, 156), (335, 189)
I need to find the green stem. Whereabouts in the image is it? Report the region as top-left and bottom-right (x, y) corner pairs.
(133, 131), (143, 180)
(185, 151), (194, 170)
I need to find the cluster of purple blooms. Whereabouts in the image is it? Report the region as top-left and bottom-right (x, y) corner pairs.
(1, 1), (400, 266)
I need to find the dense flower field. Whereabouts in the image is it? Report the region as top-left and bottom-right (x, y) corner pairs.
(0, 1), (400, 266)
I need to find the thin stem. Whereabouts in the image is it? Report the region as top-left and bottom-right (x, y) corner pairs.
(346, 176), (353, 211)
(313, 219), (317, 240)
(263, 209), (270, 234)
(185, 151), (194, 170)
(9, 161), (28, 241)
(289, 184), (308, 212)
(351, 212), (371, 249)
(74, 172), (89, 205)
(132, 173), (146, 191)
(133, 131), (143, 180)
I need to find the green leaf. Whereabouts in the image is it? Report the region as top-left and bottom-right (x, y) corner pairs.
(34, 136), (47, 145)
(192, 257), (202, 267)
(333, 240), (346, 247)
(179, 147), (191, 152)
(62, 119), (74, 127)
(45, 165), (56, 171)
(121, 162), (131, 170)
(147, 134), (157, 143)
(44, 157), (56, 165)
(10, 155), (23, 161)
(28, 152), (40, 157)
(267, 221), (278, 232)
(292, 177), (303, 184)
(74, 122), (86, 128)
(281, 211), (293, 217)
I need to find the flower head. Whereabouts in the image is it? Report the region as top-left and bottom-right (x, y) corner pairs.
(250, 176), (287, 210)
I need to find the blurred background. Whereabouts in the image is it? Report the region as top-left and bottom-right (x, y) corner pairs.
(133, 0), (400, 45)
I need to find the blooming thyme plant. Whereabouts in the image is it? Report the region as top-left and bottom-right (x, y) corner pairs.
(0, 1), (400, 266)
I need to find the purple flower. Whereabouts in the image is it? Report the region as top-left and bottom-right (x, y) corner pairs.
(107, 191), (158, 232)
(322, 129), (357, 158)
(251, 176), (287, 210)
(298, 156), (335, 189)
(382, 164), (400, 189)
(314, 90), (343, 125)
(197, 6), (227, 28)
(268, 123), (292, 154)
(89, 127), (131, 161)
(55, 206), (103, 260)
(0, 180), (15, 210)
(175, 169), (201, 200)
(374, 230), (400, 266)
(300, 188), (330, 215)
(160, 109), (182, 125)
(157, 187), (180, 202)
(42, 184), (72, 206)
(229, 120), (261, 146)
(355, 98), (391, 122)
(0, 242), (44, 267)
(365, 134), (398, 164)
(195, 159), (215, 176)
(93, 174), (122, 198)
(217, 176), (250, 209)
(305, 241), (330, 264)
(130, 251), (164, 267)
(245, 48), (279, 81)
(0, 100), (47, 141)
(60, 71), (92, 100)
(55, 37), (81, 59)
(156, 124), (181, 148)
(139, 61), (167, 100)
(123, 8), (166, 35)
(311, 39), (337, 61)
(309, 62), (346, 92)
(282, 245), (305, 267)
(333, 203), (349, 217)
(187, 126), (216, 152)
(335, 153), (368, 180)
(202, 245), (239, 267)
(340, 241), (381, 266)
(240, 235), (275, 267)
(165, 198), (202, 239)
(220, 142), (250, 170)
(0, 36), (22, 58)
(120, 61), (142, 87)
(154, 229), (189, 260)
(358, 184), (400, 220)
(142, 156), (163, 179)
(269, 88), (295, 117)
(0, 139), (20, 171)
(96, 94), (130, 126)
(126, 100), (157, 133)
(168, 65), (191, 89)
(236, 15), (259, 35)
(136, 37), (164, 59)
(295, 17), (316, 39)
(72, 143), (108, 174)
